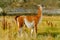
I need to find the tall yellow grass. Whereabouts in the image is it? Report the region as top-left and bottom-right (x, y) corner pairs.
(0, 16), (60, 40)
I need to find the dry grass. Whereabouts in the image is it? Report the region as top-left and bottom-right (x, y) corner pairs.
(0, 16), (60, 40)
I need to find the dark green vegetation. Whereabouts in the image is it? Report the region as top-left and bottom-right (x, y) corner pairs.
(0, 0), (60, 8)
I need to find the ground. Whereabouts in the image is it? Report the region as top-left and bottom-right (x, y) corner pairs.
(0, 15), (60, 40)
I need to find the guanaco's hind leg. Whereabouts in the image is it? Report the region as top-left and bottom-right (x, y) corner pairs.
(16, 17), (24, 37)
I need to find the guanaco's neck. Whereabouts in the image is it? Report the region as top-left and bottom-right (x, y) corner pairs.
(37, 5), (42, 16)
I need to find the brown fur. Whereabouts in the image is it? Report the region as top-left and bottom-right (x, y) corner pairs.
(15, 6), (42, 33)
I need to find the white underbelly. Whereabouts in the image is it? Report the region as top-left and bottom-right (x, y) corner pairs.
(24, 18), (34, 28)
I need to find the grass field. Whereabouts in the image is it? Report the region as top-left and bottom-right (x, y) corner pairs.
(0, 15), (60, 40)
